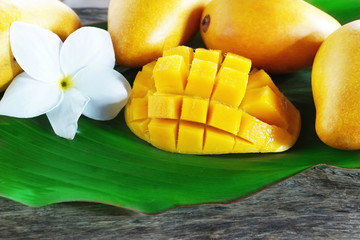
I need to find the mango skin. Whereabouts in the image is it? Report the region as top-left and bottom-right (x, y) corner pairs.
(108, 0), (210, 68)
(312, 20), (360, 150)
(0, 0), (81, 91)
(200, 0), (341, 74)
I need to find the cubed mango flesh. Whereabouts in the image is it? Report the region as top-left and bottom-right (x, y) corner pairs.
(185, 58), (217, 99)
(163, 46), (193, 71)
(148, 118), (178, 152)
(240, 86), (288, 129)
(131, 62), (156, 98)
(130, 119), (151, 142)
(177, 121), (205, 154)
(194, 48), (223, 66)
(130, 97), (148, 121)
(148, 94), (182, 120)
(221, 52), (252, 74)
(125, 46), (301, 154)
(247, 69), (282, 97)
(153, 55), (188, 94)
(207, 101), (243, 135)
(233, 137), (260, 153)
(203, 127), (235, 154)
(180, 96), (209, 124)
(212, 67), (248, 107)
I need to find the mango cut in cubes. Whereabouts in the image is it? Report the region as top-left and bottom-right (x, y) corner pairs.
(125, 46), (301, 154)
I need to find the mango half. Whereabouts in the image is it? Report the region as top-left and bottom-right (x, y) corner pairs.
(125, 47), (301, 154)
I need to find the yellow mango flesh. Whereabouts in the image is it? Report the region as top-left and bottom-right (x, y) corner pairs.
(200, 0), (341, 74)
(312, 20), (360, 150)
(185, 58), (217, 99)
(0, 0), (81, 91)
(108, 0), (209, 68)
(125, 46), (301, 154)
(194, 48), (223, 67)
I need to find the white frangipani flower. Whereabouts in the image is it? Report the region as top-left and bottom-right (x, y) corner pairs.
(0, 22), (131, 139)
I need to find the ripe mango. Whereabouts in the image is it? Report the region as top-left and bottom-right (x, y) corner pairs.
(200, 0), (341, 74)
(0, 0), (81, 91)
(108, 0), (209, 68)
(312, 20), (360, 150)
(125, 46), (301, 154)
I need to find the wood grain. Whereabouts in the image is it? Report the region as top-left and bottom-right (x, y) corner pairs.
(0, 8), (359, 239)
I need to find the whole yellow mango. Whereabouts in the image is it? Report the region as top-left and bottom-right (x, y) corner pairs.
(200, 0), (341, 74)
(108, 0), (209, 68)
(312, 20), (360, 150)
(0, 0), (81, 91)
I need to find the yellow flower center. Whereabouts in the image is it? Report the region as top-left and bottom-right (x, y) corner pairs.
(59, 76), (73, 91)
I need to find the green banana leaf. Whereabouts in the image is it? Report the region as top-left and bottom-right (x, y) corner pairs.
(0, 0), (359, 214)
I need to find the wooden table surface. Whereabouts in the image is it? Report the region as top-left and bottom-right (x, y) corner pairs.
(1, 8), (360, 240)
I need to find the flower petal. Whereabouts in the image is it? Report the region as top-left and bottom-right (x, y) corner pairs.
(73, 66), (131, 121)
(0, 72), (62, 118)
(60, 27), (115, 77)
(46, 88), (89, 139)
(10, 22), (63, 83)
